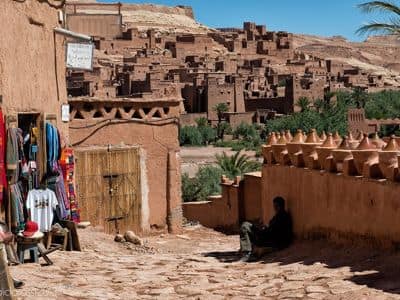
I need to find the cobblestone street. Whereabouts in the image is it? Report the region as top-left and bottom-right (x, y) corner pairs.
(9, 226), (400, 299)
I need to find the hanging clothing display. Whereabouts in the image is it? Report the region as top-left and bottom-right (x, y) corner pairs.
(45, 123), (70, 220)
(6, 128), (23, 184)
(26, 189), (58, 232)
(60, 148), (80, 223)
(4, 117), (74, 234)
(0, 109), (7, 203)
(9, 183), (25, 231)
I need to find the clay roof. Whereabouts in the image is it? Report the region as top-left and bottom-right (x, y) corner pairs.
(267, 132), (277, 145)
(337, 136), (351, 150)
(285, 130), (293, 142)
(320, 133), (337, 148)
(383, 136), (400, 151)
(356, 134), (376, 150)
(305, 129), (320, 144)
(291, 130), (304, 143)
(277, 133), (287, 145)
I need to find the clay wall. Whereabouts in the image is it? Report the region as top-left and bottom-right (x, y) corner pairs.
(206, 79), (235, 121)
(183, 173), (262, 231)
(69, 98), (182, 232)
(245, 97), (292, 114)
(0, 0), (68, 138)
(225, 112), (254, 127)
(67, 14), (123, 39)
(242, 172), (262, 222)
(180, 112), (207, 126)
(96, 39), (148, 53)
(262, 165), (400, 246)
(183, 180), (241, 232)
(66, 3), (194, 20)
(261, 131), (400, 246)
(286, 76), (325, 111)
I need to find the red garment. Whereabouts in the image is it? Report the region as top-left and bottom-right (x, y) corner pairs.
(0, 109), (7, 203)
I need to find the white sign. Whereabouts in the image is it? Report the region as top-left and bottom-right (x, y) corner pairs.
(61, 104), (70, 122)
(66, 43), (94, 70)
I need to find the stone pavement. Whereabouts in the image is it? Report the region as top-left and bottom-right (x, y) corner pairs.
(10, 225), (400, 299)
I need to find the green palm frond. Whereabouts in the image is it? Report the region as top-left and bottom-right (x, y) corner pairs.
(358, 1), (400, 15)
(357, 1), (400, 36)
(216, 150), (260, 179)
(356, 21), (400, 35)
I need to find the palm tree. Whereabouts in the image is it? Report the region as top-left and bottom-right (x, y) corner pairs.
(213, 102), (230, 139)
(296, 97), (311, 112)
(357, 1), (400, 36)
(352, 87), (369, 108)
(313, 98), (324, 113)
(216, 151), (261, 179)
(213, 103), (229, 124)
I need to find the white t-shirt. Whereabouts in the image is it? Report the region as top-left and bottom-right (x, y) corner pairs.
(26, 189), (58, 232)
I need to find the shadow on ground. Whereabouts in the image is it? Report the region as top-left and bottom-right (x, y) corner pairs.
(203, 240), (400, 295)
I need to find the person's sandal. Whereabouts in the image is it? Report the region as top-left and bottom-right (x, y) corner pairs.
(13, 279), (24, 289)
(239, 251), (253, 262)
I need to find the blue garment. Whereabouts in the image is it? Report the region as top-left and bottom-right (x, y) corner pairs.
(46, 123), (60, 170)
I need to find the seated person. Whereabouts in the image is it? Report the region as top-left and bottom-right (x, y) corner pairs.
(239, 196), (293, 262)
(0, 222), (24, 289)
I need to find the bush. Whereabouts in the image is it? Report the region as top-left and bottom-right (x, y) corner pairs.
(179, 126), (203, 146)
(181, 166), (223, 202)
(181, 174), (200, 202)
(266, 92), (355, 136)
(180, 120), (217, 146)
(234, 122), (258, 141)
(364, 90), (400, 120)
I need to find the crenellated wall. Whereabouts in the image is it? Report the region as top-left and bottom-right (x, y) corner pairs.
(183, 172), (262, 232)
(262, 129), (400, 246)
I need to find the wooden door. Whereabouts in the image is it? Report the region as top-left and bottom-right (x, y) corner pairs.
(75, 146), (141, 234)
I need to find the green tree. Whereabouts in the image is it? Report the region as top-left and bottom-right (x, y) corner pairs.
(195, 117), (209, 128)
(216, 151), (261, 179)
(357, 1), (400, 36)
(313, 98), (324, 113)
(352, 87), (368, 108)
(324, 91), (336, 106)
(195, 117), (216, 145)
(296, 97), (311, 112)
(213, 102), (229, 124)
(266, 91), (356, 136)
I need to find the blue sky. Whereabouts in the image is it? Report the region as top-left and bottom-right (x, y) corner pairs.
(98, 0), (385, 41)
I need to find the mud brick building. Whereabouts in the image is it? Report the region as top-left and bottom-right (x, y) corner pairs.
(69, 95), (182, 234)
(65, 1), (400, 127)
(0, 0), (69, 136)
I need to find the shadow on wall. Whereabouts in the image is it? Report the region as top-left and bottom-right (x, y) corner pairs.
(204, 240), (400, 295)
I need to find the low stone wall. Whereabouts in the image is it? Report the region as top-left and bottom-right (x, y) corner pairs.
(183, 180), (240, 232)
(183, 173), (262, 232)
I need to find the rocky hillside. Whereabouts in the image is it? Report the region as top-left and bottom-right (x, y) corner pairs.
(67, 0), (209, 34)
(293, 34), (400, 80)
(69, 1), (400, 79)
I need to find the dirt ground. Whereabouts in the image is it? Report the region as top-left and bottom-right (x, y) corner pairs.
(180, 146), (258, 177)
(9, 225), (400, 299)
